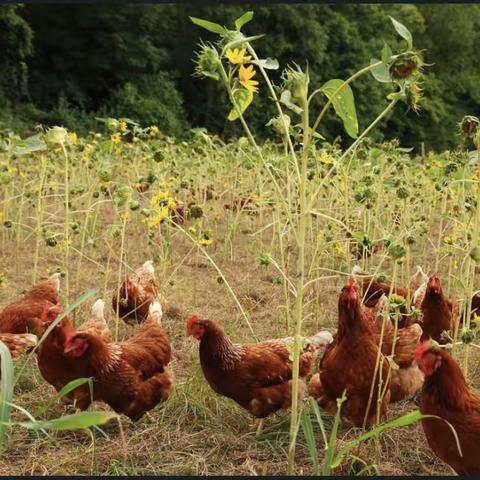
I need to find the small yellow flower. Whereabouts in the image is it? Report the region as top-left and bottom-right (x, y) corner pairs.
(119, 121), (128, 132)
(252, 194), (263, 203)
(111, 133), (121, 143)
(334, 242), (346, 255)
(188, 226), (197, 234)
(239, 64), (259, 93)
(150, 125), (160, 136)
(225, 48), (251, 65)
(199, 237), (213, 246)
(319, 152), (334, 165)
(68, 132), (78, 144)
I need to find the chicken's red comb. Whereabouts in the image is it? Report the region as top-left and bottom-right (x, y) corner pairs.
(186, 315), (200, 331)
(347, 276), (357, 290)
(41, 305), (52, 321)
(414, 341), (432, 361)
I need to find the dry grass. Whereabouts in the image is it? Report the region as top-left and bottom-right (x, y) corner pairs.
(0, 196), (478, 476)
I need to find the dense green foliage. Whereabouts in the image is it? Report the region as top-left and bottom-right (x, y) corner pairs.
(0, 4), (479, 150)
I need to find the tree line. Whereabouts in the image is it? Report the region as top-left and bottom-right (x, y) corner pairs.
(1, 4), (479, 151)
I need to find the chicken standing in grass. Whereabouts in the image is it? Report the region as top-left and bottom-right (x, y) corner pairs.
(112, 260), (164, 325)
(186, 315), (332, 432)
(61, 301), (172, 420)
(419, 274), (457, 343)
(309, 277), (390, 427)
(415, 342), (480, 475)
(0, 273), (61, 336)
(364, 294), (424, 402)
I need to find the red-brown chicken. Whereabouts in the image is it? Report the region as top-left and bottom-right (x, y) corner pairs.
(36, 305), (80, 399)
(0, 332), (37, 358)
(112, 261), (162, 325)
(419, 274), (457, 343)
(0, 273), (61, 336)
(61, 301), (172, 420)
(364, 295), (423, 402)
(186, 316), (333, 423)
(415, 342), (480, 475)
(309, 278), (390, 427)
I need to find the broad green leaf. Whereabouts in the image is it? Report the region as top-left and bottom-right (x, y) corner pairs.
(0, 341), (14, 451)
(234, 11), (254, 31)
(390, 16), (413, 49)
(280, 90), (303, 115)
(370, 58), (392, 83)
(228, 89), (253, 121)
(11, 136), (47, 156)
(321, 79), (358, 139)
(251, 57), (279, 70)
(222, 34), (265, 53)
(189, 16), (227, 35)
(16, 411), (117, 431)
(34, 378), (92, 417)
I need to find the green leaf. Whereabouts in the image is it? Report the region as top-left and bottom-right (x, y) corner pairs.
(189, 16), (227, 35)
(34, 378), (92, 417)
(228, 89), (253, 121)
(234, 11), (254, 31)
(370, 58), (392, 83)
(323, 391), (346, 475)
(0, 341), (14, 452)
(251, 58), (279, 70)
(301, 408), (320, 475)
(321, 79), (358, 139)
(390, 16), (413, 49)
(280, 90), (303, 115)
(16, 411), (117, 431)
(11, 136), (47, 156)
(381, 42), (393, 63)
(330, 410), (426, 469)
(222, 34), (265, 53)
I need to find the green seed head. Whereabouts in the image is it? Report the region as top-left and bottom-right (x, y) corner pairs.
(194, 42), (220, 80)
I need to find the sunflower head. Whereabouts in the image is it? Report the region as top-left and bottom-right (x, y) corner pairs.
(281, 63), (309, 101)
(225, 47), (251, 65)
(238, 64), (259, 93)
(389, 51), (423, 81)
(459, 115), (479, 139)
(194, 42), (220, 80)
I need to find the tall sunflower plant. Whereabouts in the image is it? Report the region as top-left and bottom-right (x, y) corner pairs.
(191, 10), (428, 474)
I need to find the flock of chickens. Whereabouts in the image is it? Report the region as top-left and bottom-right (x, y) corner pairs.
(0, 260), (479, 474)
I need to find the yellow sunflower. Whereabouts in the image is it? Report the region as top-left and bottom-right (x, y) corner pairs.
(239, 64), (259, 93)
(225, 48), (251, 65)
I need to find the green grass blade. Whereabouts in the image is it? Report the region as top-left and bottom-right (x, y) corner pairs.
(330, 410), (427, 469)
(309, 397), (329, 446)
(0, 341), (14, 453)
(15, 411), (117, 431)
(322, 391), (346, 476)
(301, 407), (320, 475)
(34, 377), (92, 418)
